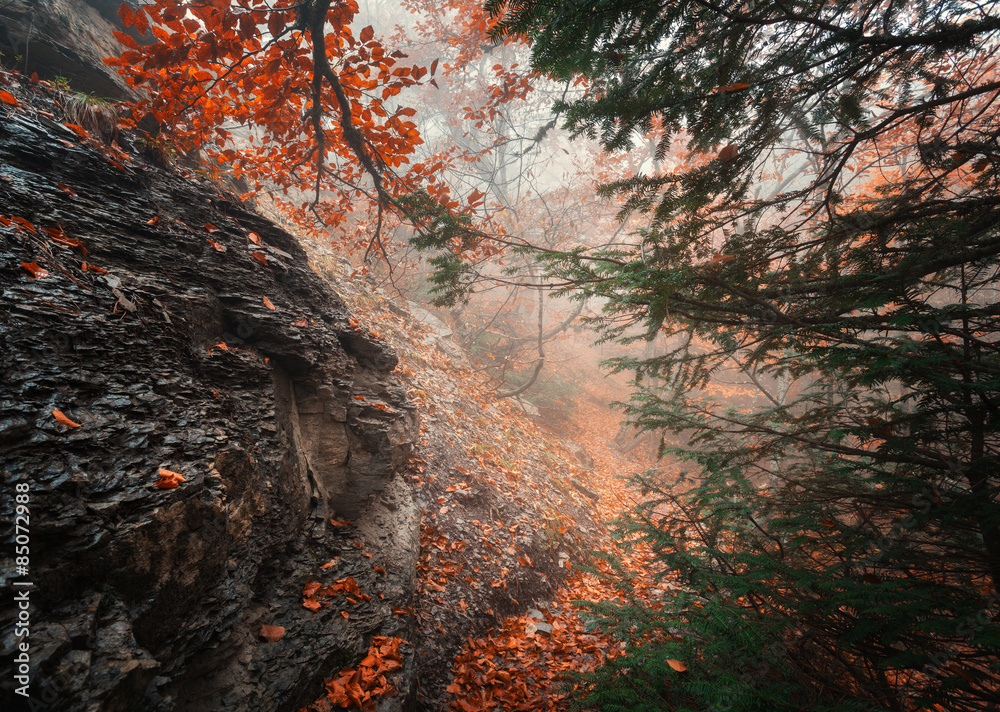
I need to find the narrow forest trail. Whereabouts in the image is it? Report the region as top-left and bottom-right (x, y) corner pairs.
(436, 401), (664, 712)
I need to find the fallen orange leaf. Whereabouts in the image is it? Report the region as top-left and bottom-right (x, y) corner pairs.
(11, 216), (36, 233)
(154, 467), (186, 489)
(247, 231), (262, 245)
(81, 262), (108, 274)
(52, 410), (81, 427)
(262, 295), (276, 310)
(21, 262), (48, 279)
(667, 659), (687, 672)
(251, 250), (268, 265)
(259, 624), (285, 642)
(207, 239), (226, 252)
(303, 598), (321, 611)
(63, 123), (88, 139)
(0, 90), (19, 106)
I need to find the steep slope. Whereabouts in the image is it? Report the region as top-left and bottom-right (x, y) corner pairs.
(0, 75), (419, 711)
(291, 258), (634, 711)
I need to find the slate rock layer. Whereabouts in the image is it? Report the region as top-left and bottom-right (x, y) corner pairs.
(0, 102), (419, 711)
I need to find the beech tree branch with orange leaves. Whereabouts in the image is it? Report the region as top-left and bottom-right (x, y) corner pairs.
(106, 0), (481, 259)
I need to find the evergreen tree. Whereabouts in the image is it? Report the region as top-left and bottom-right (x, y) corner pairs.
(488, 0), (1000, 708)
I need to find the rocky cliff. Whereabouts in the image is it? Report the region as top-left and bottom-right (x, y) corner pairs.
(0, 75), (421, 711)
(0, 0), (141, 98)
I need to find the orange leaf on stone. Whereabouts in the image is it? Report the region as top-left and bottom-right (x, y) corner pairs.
(258, 624), (285, 642)
(154, 467), (186, 489)
(81, 262), (108, 274)
(0, 90), (19, 106)
(303, 598), (321, 611)
(262, 295), (276, 310)
(52, 410), (81, 427)
(207, 239), (226, 252)
(63, 123), (89, 139)
(247, 231), (262, 245)
(251, 251), (268, 265)
(21, 262), (49, 279)
(11, 216), (37, 233)
(303, 581), (322, 597)
(43, 227), (87, 255)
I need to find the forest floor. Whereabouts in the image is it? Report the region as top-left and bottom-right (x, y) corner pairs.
(291, 245), (665, 712)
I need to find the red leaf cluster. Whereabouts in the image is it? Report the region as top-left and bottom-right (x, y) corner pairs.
(154, 467), (186, 489)
(302, 576), (369, 612)
(301, 637), (405, 712)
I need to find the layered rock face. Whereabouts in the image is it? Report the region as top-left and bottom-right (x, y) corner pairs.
(0, 0), (140, 98)
(0, 93), (419, 710)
